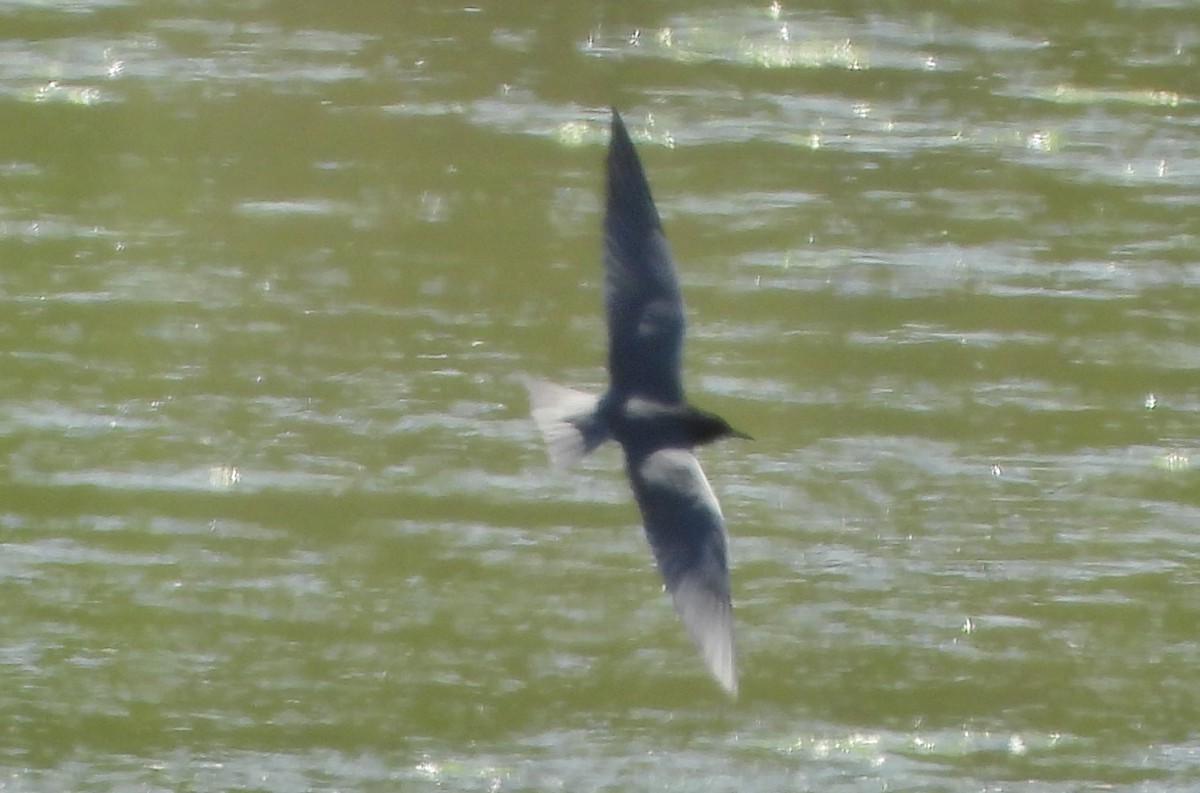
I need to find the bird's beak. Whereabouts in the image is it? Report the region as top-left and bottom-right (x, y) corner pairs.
(733, 428), (753, 441)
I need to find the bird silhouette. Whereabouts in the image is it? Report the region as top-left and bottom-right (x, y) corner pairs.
(524, 109), (748, 696)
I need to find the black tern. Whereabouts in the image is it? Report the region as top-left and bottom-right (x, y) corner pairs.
(524, 109), (749, 696)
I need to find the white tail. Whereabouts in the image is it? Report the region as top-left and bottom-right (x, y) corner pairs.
(521, 376), (610, 469)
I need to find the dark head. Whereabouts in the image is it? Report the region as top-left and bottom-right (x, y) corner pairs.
(684, 406), (752, 447)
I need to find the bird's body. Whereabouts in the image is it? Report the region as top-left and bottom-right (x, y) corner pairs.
(524, 110), (747, 696)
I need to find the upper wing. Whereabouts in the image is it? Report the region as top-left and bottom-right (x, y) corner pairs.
(627, 447), (737, 696)
(603, 110), (686, 403)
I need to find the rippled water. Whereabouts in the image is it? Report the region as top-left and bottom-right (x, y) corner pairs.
(2, 1), (1199, 790)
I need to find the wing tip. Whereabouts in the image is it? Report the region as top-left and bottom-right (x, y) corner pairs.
(669, 578), (739, 698)
(714, 659), (739, 699)
(701, 619), (739, 698)
(610, 106), (628, 141)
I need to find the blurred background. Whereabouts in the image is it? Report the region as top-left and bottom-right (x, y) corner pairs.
(1, 1), (1198, 790)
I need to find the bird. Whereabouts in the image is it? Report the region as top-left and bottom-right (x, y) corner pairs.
(523, 109), (749, 697)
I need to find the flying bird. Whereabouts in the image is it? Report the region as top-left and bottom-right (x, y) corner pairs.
(524, 109), (749, 696)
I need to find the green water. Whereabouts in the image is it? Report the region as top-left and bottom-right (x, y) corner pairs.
(2, 1), (1199, 790)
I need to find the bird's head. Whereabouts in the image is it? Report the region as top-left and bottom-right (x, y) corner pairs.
(686, 407), (752, 446)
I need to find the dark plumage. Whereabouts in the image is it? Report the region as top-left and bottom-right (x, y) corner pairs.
(524, 109), (748, 696)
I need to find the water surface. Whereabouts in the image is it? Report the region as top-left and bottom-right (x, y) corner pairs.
(2, 1), (1199, 790)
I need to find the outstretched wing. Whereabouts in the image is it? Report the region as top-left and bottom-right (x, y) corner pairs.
(604, 110), (686, 403)
(627, 447), (737, 696)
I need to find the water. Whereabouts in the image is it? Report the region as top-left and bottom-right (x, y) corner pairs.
(2, 1), (1199, 790)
